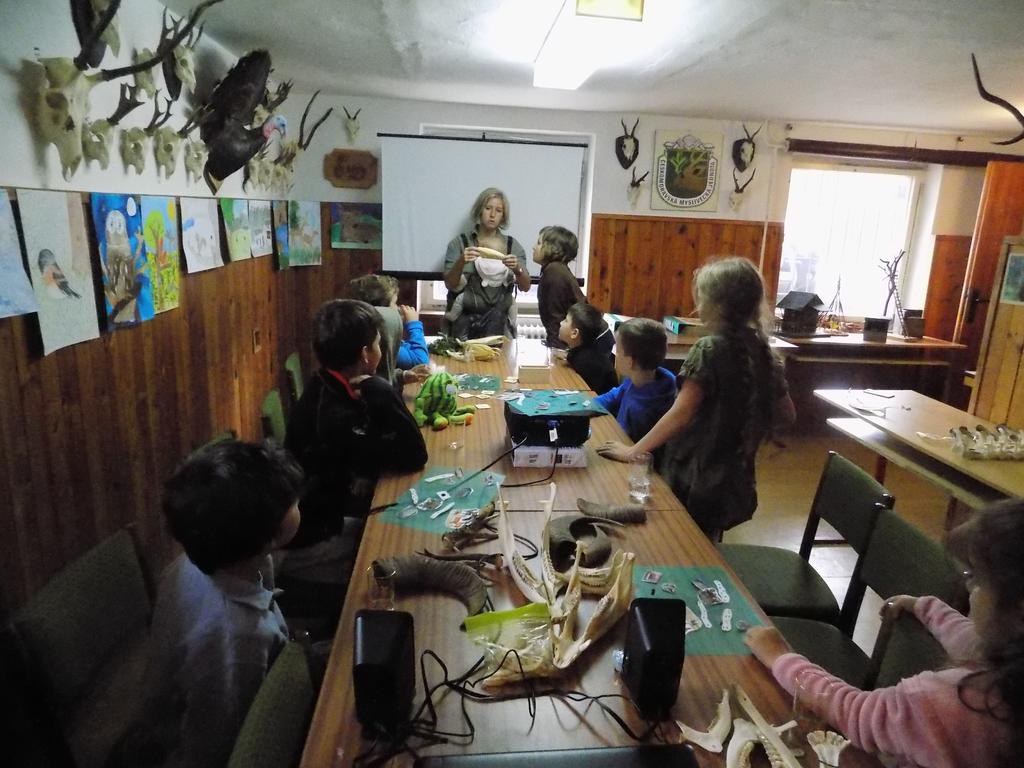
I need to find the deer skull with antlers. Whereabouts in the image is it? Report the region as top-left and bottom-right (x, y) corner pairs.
(342, 106), (361, 144)
(729, 167), (756, 211)
(160, 8), (204, 100)
(33, 0), (222, 180)
(81, 82), (145, 170)
(615, 117), (640, 169)
(627, 167), (649, 209)
(269, 91), (333, 193)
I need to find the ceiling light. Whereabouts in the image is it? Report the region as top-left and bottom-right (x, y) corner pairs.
(575, 0), (644, 21)
(534, 3), (634, 90)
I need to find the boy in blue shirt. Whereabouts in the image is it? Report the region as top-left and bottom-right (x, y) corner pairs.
(595, 317), (677, 444)
(349, 274), (430, 385)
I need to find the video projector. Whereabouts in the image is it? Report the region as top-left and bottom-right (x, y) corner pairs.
(503, 394), (595, 469)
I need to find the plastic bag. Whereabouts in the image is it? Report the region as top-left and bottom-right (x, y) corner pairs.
(462, 603), (556, 686)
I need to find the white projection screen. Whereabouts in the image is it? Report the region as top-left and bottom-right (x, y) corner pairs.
(380, 134), (588, 277)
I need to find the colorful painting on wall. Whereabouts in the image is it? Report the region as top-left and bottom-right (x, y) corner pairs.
(140, 196), (180, 313)
(651, 130), (722, 212)
(329, 202), (382, 249)
(20, 190), (100, 353)
(219, 198), (252, 261)
(90, 193), (153, 328)
(0, 190), (38, 320)
(272, 200), (290, 269)
(288, 201), (322, 267)
(1000, 249), (1024, 306)
(248, 200), (273, 257)
(180, 197), (223, 273)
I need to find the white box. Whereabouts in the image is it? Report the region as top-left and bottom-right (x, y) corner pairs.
(512, 445), (587, 468)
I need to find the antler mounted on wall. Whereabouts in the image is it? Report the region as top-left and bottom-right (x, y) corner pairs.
(971, 53), (1024, 146)
(626, 166), (649, 209)
(615, 117), (640, 169)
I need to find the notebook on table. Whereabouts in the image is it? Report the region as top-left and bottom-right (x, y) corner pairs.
(414, 744), (699, 768)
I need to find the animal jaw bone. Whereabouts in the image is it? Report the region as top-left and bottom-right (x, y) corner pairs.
(806, 730), (850, 768)
(676, 688), (732, 753)
(734, 686), (802, 768)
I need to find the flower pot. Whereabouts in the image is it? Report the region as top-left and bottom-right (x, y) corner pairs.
(863, 317), (891, 343)
(901, 309), (925, 338)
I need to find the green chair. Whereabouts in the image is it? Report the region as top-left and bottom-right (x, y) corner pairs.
(12, 529), (152, 768)
(227, 642), (315, 768)
(261, 389), (287, 444)
(720, 451), (893, 634)
(285, 352), (305, 406)
(772, 508), (967, 688)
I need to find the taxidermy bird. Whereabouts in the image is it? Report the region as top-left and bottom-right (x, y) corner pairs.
(37, 249), (81, 299)
(197, 49), (289, 193)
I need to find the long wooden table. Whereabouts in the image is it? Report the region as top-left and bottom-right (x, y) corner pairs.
(815, 389), (1024, 502)
(300, 344), (881, 767)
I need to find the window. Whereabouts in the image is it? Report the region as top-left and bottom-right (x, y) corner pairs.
(779, 165), (921, 318)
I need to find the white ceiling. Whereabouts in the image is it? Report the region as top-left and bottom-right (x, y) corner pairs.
(167, 0), (1024, 138)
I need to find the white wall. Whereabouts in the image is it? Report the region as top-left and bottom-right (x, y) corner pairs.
(1, 0), (1018, 265)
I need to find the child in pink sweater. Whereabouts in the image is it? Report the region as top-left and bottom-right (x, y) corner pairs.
(745, 499), (1024, 768)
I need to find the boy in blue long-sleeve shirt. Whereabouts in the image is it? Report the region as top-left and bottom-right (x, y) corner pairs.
(350, 274), (430, 385)
(595, 317), (677, 444)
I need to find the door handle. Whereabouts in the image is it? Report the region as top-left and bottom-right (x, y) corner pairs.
(965, 288), (989, 324)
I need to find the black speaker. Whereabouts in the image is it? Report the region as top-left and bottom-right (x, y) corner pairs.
(621, 597), (686, 720)
(353, 609), (415, 729)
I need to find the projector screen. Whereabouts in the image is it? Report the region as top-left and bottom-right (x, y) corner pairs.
(379, 134), (588, 277)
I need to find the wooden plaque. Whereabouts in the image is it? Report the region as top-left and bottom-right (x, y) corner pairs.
(322, 149), (378, 189)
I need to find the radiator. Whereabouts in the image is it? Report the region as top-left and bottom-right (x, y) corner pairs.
(516, 316), (546, 339)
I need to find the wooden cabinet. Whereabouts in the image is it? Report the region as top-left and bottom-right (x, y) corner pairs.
(971, 236), (1024, 427)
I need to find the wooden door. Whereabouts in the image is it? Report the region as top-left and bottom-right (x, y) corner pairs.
(954, 162), (1024, 372)
(971, 237), (1024, 427)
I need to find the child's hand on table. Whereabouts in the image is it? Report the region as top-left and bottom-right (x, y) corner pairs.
(596, 441), (634, 463)
(744, 626), (792, 668)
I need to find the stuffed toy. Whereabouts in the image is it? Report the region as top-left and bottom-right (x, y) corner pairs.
(413, 372), (476, 430)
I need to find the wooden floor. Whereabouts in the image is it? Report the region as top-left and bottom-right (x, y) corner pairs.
(723, 432), (950, 654)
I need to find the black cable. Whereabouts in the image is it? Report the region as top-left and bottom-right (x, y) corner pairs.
(501, 446), (560, 488)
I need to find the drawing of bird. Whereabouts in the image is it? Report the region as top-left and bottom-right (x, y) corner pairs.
(198, 50), (288, 193)
(37, 249), (81, 299)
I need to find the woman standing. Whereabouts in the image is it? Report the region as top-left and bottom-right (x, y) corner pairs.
(443, 187), (531, 339)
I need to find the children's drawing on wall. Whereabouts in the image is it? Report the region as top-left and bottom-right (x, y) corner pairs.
(288, 201), (322, 266)
(272, 200), (290, 269)
(141, 196), (180, 313)
(0, 191), (38, 320)
(91, 193), (152, 327)
(329, 202), (382, 249)
(249, 200), (273, 257)
(219, 198), (252, 261)
(180, 197), (223, 273)
(651, 130), (721, 212)
(19, 190), (100, 353)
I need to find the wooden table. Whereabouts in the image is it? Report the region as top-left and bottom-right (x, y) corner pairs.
(815, 389), (1022, 509)
(299, 347), (881, 767)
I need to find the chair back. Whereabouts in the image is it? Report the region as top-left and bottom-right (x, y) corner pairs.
(13, 529), (151, 711)
(285, 352), (304, 405)
(261, 389), (287, 444)
(800, 452), (894, 558)
(227, 642), (315, 768)
(860, 509), (969, 689)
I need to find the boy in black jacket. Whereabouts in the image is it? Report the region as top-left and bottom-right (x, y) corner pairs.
(559, 301), (618, 394)
(283, 299), (427, 589)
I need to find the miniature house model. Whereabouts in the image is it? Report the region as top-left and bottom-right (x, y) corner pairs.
(776, 291), (826, 335)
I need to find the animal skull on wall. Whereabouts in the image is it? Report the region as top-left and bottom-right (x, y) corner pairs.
(627, 167), (649, 209)
(81, 82), (144, 170)
(183, 140), (208, 184)
(729, 167), (756, 211)
(731, 123), (762, 173)
(154, 126), (182, 178)
(120, 127), (147, 174)
(615, 117), (640, 169)
(160, 8), (203, 100)
(132, 48), (157, 99)
(342, 106), (361, 144)
(32, 0), (221, 179)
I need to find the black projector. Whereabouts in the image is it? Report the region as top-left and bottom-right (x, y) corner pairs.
(503, 401), (591, 447)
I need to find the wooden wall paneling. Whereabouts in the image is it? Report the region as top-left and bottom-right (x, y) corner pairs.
(924, 235), (972, 340)
(660, 221), (697, 317)
(761, 223), (784, 306)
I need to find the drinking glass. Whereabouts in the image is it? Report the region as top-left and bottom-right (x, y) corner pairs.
(786, 669), (828, 755)
(366, 564), (396, 610)
(628, 452), (652, 503)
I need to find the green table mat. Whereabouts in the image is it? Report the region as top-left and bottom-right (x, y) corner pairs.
(505, 389), (608, 417)
(632, 565), (764, 656)
(379, 466), (506, 533)
(453, 373), (502, 392)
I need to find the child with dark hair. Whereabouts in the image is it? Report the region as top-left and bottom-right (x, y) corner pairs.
(349, 274), (430, 386)
(746, 498), (1023, 768)
(121, 440), (304, 768)
(532, 225), (584, 349)
(284, 299), (427, 584)
(594, 317), (677, 444)
(559, 301), (617, 393)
